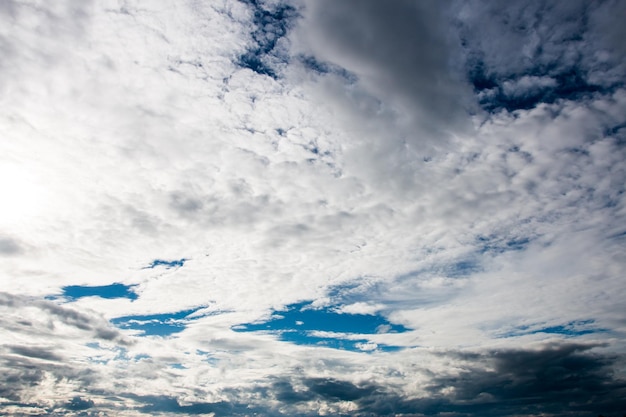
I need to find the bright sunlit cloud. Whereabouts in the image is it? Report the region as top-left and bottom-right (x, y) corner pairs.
(0, 162), (47, 227)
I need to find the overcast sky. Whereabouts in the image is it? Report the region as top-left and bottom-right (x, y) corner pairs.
(1, 0), (626, 416)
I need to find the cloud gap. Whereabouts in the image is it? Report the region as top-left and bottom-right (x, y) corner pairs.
(236, 0), (299, 78)
(110, 307), (204, 337)
(143, 258), (187, 269)
(233, 300), (409, 352)
(58, 283), (138, 301)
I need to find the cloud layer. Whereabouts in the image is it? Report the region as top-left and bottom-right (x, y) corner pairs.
(1, 0), (625, 415)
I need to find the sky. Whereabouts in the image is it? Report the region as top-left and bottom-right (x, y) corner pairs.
(1, 0), (626, 416)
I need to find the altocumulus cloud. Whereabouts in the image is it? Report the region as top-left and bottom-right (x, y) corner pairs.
(1, 0), (625, 416)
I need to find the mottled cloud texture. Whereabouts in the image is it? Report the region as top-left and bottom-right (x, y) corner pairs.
(1, 0), (625, 416)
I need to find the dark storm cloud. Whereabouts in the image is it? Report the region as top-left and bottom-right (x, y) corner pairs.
(425, 344), (626, 416)
(123, 394), (264, 416)
(299, 0), (472, 141)
(304, 377), (377, 402)
(1, 325), (624, 416)
(263, 343), (626, 417)
(64, 396), (94, 411)
(419, 344), (625, 416)
(301, 0), (625, 115)
(272, 379), (312, 403)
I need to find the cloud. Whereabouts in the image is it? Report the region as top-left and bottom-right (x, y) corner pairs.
(336, 301), (384, 316)
(303, 377), (376, 402)
(293, 0), (473, 141)
(129, 394), (254, 416)
(236, 0), (298, 79)
(424, 343), (626, 416)
(8, 345), (63, 362)
(1, 0), (625, 416)
(0, 292), (129, 349)
(263, 344), (626, 416)
(458, 0), (626, 112)
(64, 396), (94, 411)
(0, 237), (21, 256)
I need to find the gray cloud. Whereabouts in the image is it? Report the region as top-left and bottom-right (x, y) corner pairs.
(265, 344), (626, 417)
(0, 353), (101, 415)
(132, 394), (261, 416)
(424, 344), (626, 416)
(64, 396), (94, 411)
(0, 367), (45, 402)
(0, 292), (129, 344)
(8, 345), (63, 362)
(295, 0), (473, 144)
(169, 191), (205, 216)
(0, 236), (22, 255)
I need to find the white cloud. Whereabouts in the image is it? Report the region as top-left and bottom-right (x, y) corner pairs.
(336, 302), (384, 316)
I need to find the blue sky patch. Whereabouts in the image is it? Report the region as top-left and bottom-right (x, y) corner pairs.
(111, 308), (202, 337)
(299, 55), (331, 74)
(236, 0), (297, 78)
(297, 54), (357, 82)
(143, 258), (187, 269)
(61, 283), (138, 301)
(444, 260), (481, 277)
(279, 331), (402, 352)
(531, 323), (604, 337)
(233, 301), (409, 352)
(85, 343), (131, 364)
(477, 235), (531, 255)
(196, 350), (219, 365)
(501, 320), (605, 338)
(464, 50), (611, 113)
